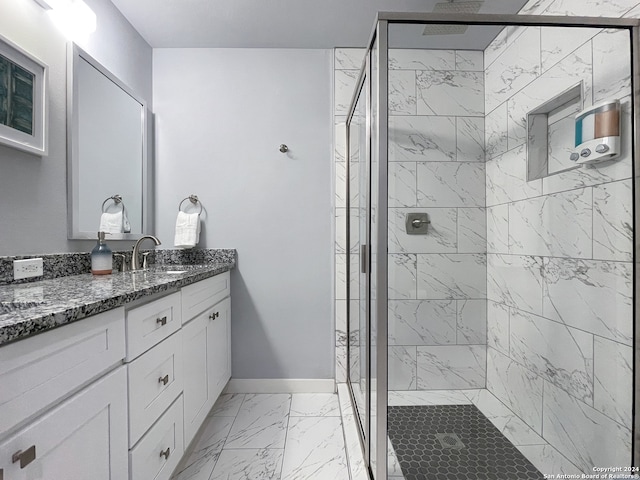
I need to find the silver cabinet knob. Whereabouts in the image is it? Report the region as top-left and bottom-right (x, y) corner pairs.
(12, 445), (36, 469)
(159, 374), (169, 386)
(279, 144), (289, 153)
(160, 447), (170, 460)
(156, 316), (168, 326)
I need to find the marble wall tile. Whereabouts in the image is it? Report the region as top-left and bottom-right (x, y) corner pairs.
(389, 254), (417, 300)
(547, 116), (576, 174)
(455, 51), (483, 72)
(335, 48), (366, 70)
(542, 382), (632, 473)
(516, 444), (583, 477)
(593, 336), (633, 427)
(484, 27), (508, 69)
(225, 394), (291, 449)
(389, 208), (457, 254)
(417, 162), (485, 208)
(335, 208), (346, 254)
(336, 299), (346, 347)
(486, 347), (544, 434)
(335, 69), (360, 115)
(281, 416), (348, 480)
(542, 0), (636, 17)
(506, 44), (592, 151)
(416, 71), (484, 117)
(624, 3), (640, 16)
(335, 254), (346, 300)
(335, 160), (346, 208)
(388, 163), (418, 207)
(510, 309), (594, 403)
(388, 300), (457, 346)
(336, 345), (347, 383)
(463, 389), (546, 446)
(542, 155), (632, 196)
(543, 258), (632, 346)
(334, 121), (346, 164)
(456, 299), (487, 345)
(389, 346), (417, 390)
(389, 116), (456, 163)
(456, 117), (485, 162)
(457, 208), (486, 254)
(593, 179), (633, 261)
(593, 29), (632, 103)
(486, 145), (542, 207)
(540, 27), (601, 72)
(417, 345), (486, 389)
(485, 27), (541, 113)
(417, 254), (486, 299)
(389, 49), (456, 71)
(388, 390), (472, 406)
(508, 188), (593, 258)
(485, 102), (508, 159)
(486, 205), (509, 254)
(487, 301), (510, 356)
(487, 254), (544, 315)
(518, 0), (555, 14)
(389, 70), (417, 115)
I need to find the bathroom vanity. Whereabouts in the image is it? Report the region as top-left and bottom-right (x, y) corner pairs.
(0, 257), (234, 480)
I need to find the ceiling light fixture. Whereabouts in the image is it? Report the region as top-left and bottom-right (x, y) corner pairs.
(33, 0), (97, 42)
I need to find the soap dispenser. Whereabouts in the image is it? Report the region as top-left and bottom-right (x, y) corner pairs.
(91, 231), (113, 275)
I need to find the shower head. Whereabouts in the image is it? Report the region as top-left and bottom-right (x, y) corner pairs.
(422, 0), (483, 36)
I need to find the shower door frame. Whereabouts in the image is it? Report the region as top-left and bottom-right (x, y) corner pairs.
(345, 11), (640, 480)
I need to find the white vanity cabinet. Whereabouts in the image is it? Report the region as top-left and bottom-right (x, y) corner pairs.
(0, 308), (128, 480)
(182, 272), (231, 446)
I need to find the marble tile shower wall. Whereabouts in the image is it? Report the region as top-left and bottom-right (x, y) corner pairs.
(483, 3), (637, 472)
(386, 49), (487, 393)
(333, 48), (488, 390)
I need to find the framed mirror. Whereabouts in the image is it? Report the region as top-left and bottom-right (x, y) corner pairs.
(67, 43), (153, 240)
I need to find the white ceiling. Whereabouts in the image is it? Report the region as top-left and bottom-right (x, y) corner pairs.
(109, 0), (529, 49)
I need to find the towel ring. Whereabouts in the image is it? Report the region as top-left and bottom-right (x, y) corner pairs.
(102, 194), (124, 213)
(178, 194), (203, 215)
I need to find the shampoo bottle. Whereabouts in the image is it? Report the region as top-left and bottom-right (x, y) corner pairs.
(91, 231), (113, 275)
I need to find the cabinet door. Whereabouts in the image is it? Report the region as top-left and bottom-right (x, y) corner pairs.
(182, 313), (211, 446)
(0, 367), (128, 480)
(208, 297), (231, 402)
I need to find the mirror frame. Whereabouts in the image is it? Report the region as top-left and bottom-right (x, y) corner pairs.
(66, 43), (153, 240)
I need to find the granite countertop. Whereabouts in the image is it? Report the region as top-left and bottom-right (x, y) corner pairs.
(0, 261), (234, 347)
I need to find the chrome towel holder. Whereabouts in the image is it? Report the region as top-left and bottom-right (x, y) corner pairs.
(178, 194), (203, 215)
(102, 194), (124, 212)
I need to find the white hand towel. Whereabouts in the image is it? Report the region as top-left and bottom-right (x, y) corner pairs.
(174, 211), (201, 248)
(99, 211), (123, 234)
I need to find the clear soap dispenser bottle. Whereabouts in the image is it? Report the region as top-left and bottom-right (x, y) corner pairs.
(91, 231), (113, 275)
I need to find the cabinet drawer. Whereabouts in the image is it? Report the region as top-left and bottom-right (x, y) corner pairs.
(0, 308), (125, 437)
(128, 332), (183, 447)
(126, 292), (181, 360)
(129, 395), (183, 480)
(181, 271), (230, 322)
(0, 366), (128, 480)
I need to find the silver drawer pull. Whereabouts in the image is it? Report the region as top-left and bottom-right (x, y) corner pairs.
(160, 447), (170, 460)
(156, 316), (167, 326)
(159, 374), (169, 386)
(208, 311), (219, 320)
(12, 445), (36, 468)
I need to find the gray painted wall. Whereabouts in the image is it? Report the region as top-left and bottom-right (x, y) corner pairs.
(153, 48), (333, 379)
(0, 0), (152, 255)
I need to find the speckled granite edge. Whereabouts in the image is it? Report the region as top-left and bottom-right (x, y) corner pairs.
(0, 261), (235, 346)
(0, 248), (237, 285)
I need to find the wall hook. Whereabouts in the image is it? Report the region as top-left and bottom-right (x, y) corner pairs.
(279, 144), (289, 153)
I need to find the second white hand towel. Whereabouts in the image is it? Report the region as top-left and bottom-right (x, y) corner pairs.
(174, 211), (200, 248)
(99, 212), (123, 234)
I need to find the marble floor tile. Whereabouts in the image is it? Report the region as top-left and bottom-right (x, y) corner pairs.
(210, 448), (284, 480)
(290, 393), (340, 417)
(209, 393), (245, 417)
(280, 416), (349, 480)
(225, 393), (291, 449)
(517, 444), (583, 477)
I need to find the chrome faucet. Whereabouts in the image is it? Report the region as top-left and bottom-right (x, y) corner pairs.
(131, 235), (161, 270)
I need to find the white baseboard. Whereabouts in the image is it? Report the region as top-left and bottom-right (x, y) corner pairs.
(224, 378), (336, 394)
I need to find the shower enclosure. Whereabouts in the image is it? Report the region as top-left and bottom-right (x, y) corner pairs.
(343, 11), (640, 480)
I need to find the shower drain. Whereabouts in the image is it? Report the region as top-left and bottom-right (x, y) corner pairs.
(435, 433), (465, 449)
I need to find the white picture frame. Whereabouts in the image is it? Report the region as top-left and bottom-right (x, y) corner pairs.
(0, 34), (48, 156)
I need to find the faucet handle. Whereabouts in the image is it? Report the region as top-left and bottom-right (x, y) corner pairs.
(113, 254), (129, 272)
(142, 252), (151, 270)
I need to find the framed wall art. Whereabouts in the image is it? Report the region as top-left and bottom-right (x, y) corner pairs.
(0, 34), (48, 156)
